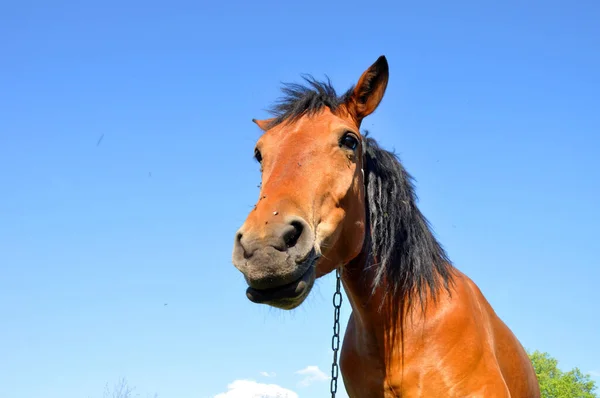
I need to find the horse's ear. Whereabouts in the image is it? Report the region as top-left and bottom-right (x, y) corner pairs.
(347, 55), (389, 121)
(252, 118), (275, 131)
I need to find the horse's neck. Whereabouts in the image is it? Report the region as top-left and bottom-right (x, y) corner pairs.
(341, 254), (394, 355)
(340, 254), (442, 367)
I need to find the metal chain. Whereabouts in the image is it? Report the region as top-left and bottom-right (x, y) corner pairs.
(330, 267), (343, 397)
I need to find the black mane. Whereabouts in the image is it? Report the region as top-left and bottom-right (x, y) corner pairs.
(362, 135), (453, 310)
(266, 77), (454, 310)
(266, 76), (354, 129)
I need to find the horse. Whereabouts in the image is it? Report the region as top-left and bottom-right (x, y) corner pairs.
(231, 56), (540, 397)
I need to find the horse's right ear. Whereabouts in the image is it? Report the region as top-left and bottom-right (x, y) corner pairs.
(346, 56), (389, 122)
(252, 118), (275, 131)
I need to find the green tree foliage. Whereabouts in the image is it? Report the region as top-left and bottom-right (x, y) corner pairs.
(529, 350), (597, 398)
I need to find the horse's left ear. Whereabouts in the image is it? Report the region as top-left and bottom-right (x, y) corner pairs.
(347, 55), (389, 122)
(252, 118), (275, 131)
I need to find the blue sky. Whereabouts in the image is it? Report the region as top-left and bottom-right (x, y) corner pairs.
(1, 1), (599, 397)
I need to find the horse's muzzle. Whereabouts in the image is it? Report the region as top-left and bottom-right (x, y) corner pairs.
(231, 216), (318, 308)
(244, 256), (316, 308)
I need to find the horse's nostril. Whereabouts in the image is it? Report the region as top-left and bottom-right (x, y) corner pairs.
(236, 232), (252, 259)
(284, 221), (304, 248)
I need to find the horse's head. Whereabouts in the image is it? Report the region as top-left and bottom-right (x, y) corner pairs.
(232, 56), (389, 309)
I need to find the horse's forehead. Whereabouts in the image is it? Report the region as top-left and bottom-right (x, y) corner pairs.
(266, 108), (354, 143)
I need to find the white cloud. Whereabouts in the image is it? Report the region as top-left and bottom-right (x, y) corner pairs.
(588, 369), (600, 378)
(214, 379), (298, 398)
(260, 371), (276, 377)
(295, 365), (329, 387)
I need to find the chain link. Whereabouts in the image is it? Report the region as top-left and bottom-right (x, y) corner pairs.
(330, 267), (343, 397)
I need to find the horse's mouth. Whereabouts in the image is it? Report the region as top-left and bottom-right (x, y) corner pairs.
(245, 265), (315, 309)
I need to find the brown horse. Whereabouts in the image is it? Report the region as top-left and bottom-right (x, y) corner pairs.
(231, 56), (540, 397)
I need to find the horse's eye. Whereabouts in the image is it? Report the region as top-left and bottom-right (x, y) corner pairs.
(254, 148), (262, 163)
(341, 133), (359, 150)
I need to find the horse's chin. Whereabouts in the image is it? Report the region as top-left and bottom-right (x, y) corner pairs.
(245, 266), (316, 310)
